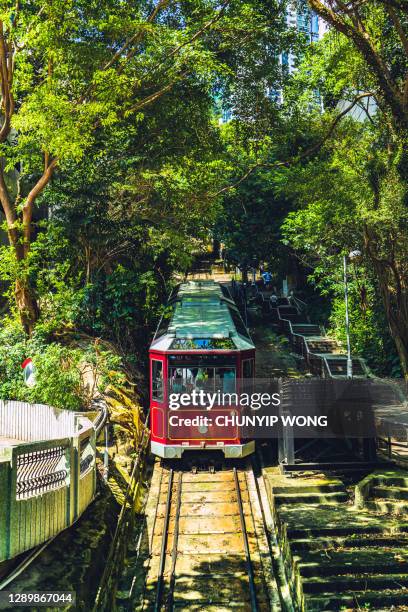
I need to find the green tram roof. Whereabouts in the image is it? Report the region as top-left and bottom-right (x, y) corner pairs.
(150, 280), (255, 352)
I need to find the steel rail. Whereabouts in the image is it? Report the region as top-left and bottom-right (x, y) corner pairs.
(233, 467), (258, 612)
(154, 468), (174, 612)
(166, 471), (183, 611)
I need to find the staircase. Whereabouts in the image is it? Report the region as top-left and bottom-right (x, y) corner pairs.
(291, 324), (322, 336)
(305, 338), (340, 354)
(359, 470), (408, 517)
(265, 467), (408, 611)
(325, 356), (367, 377)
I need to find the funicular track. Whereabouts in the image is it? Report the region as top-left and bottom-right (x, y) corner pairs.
(141, 459), (282, 611)
(136, 270), (408, 612)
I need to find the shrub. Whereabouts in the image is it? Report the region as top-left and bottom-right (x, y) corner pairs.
(0, 320), (124, 409)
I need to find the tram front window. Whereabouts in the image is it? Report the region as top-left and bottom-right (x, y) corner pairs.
(169, 367), (236, 396)
(215, 367), (236, 393)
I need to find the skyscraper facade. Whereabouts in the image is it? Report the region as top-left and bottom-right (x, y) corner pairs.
(283, 1), (320, 75)
(219, 2), (323, 122)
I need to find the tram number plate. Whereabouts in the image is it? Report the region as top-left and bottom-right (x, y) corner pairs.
(0, 591), (76, 607)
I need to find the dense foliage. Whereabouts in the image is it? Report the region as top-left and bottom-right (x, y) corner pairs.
(215, 3), (408, 376)
(0, 0), (295, 402)
(0, 0), (407, 403)
(0, 0), (289, 332)
(0, 321), (122, 409)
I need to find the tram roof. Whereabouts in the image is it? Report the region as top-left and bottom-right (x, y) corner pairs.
(151, 280), (255, 351)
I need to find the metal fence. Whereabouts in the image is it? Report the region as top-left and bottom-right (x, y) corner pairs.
(0, 401), (97, 562)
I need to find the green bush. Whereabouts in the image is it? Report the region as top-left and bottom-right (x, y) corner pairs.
(0, 320), (123, 409)
(328, 289), (402, 378)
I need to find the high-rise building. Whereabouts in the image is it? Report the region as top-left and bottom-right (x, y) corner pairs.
(283, 1), (320, 75)
(218, 2), (323, 122)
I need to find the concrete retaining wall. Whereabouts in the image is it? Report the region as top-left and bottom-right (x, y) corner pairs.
(0, 402), (96, 562)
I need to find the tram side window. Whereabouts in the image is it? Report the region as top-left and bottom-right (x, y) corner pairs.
(152, 360), (164, 401)
(243, 359), (254, 379)
(242, 359), (254, 393)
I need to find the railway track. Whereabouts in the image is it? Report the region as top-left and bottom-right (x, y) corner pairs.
(139, 460), (283, 611)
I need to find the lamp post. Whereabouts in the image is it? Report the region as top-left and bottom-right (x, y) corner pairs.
(343, 250), (362, 378)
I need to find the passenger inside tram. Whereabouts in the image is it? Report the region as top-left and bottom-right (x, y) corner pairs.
(170, 367), (236, 395)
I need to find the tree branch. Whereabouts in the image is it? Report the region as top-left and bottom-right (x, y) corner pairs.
(0, 20), (14, 142)
(212, 93), (374, 196)
(308, 0), (407, 125)
(386, 5), (408, 57)
(78, 0), (170, 105)
(141, 0), (230, 82)
(102, 0), (170, 73)
(0, 163), (15, 225)
(125, 71), (189, 114)
(0, 162), (22, 253)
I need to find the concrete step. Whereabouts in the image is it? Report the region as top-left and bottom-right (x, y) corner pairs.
(297, 548), (408, 577)
(366, 499), (408, 516)
(282, 461), (390, 472)
(287, 523), (402, 538)
(373, 484), (408, 501)
(305, 589), (408, 611)
(275, 492), (348, 505)
(279, 505), (408, 538)
(302, 572), (408, 594)
(291, 534), (408, 552)
(374, 474), (408, 488)
(272, 482), (344, 495)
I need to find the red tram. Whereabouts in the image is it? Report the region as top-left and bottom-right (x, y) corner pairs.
(149, 280), (256, 458)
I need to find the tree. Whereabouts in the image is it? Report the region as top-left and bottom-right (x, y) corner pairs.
(1, 0), (289, 333)
(215, 162), (293, 276)
(255, 12), (408, 377)
(278, 116), (407, 375)
(307, 0), (408, 135)
(29, 81), (229, 353)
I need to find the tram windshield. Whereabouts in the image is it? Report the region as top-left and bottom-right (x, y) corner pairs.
(169, 367), (236, 394)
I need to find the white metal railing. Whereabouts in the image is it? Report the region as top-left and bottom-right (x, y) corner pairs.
(0, 401), (99, 562)
(16, 444), (69, 500)
(0, 401), (78, 442)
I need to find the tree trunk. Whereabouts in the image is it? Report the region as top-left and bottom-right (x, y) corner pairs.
(391, 327), (408, 379)
(14, 278), (39, 336)
(381, 295), (408, 379)
(371, 258), (408, 379)
(0, 158), (57, 335)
